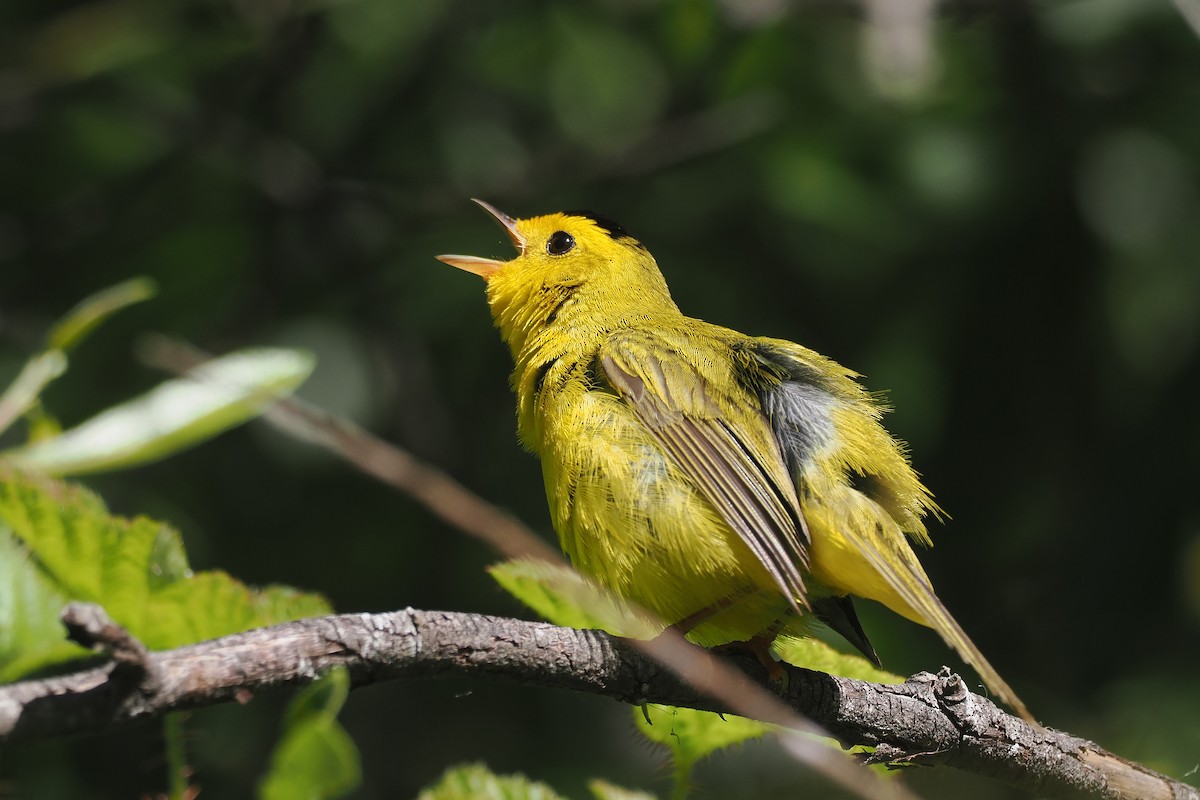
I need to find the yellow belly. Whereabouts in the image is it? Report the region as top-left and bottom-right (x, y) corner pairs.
(805, 484), (928, 626)
(538, 387), (791, 646)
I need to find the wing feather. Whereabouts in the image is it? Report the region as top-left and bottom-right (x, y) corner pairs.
(599, 335), (810, 610)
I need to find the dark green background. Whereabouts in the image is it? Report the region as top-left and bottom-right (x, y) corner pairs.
(2, 1), (1199, 797)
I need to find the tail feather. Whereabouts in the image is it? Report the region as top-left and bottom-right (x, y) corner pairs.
(856, 534), (1034, 722)
(818, 496), (1036, 722)
(920, 589), (1033, 722)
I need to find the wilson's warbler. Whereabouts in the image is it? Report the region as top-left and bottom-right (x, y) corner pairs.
(439, 200), (1032, 722)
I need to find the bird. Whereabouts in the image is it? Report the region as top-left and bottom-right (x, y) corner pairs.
(438, 200), (1032, 722)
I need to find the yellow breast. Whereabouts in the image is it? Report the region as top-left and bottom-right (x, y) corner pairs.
(536, 374), (792, 646)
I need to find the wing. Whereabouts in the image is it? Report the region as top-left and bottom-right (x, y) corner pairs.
(751, 338), (1034, 722)
(598, 331), (811, 611)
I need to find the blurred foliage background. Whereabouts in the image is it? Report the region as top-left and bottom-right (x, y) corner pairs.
(2, 0), (1200, 797)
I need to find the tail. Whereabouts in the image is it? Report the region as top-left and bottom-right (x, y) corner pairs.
(858, 541), (1034, 722)
(810, 499), (1035, 722)
(914, 587), (1033, 723)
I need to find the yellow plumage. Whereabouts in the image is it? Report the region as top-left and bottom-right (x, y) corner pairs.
(439, 201), (1032, 722)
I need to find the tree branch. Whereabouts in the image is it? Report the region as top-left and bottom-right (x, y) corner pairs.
(1, 603), (1194, 800)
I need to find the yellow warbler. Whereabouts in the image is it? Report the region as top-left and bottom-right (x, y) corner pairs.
(438, 200), (1032, 722)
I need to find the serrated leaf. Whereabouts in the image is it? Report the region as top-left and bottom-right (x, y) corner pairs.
(588, 779), (658, 800)
(0, 470), (162, 624)
(142, 572), (330, 651)
(46, 277), (157, 352)
(5, 347), (315, 476)
(0, 532), (85, 682)
(417, 763), (567, 800)
(259, 667), (360, 800)
(489, 558), (659, 639)
(772, 635), (903, 684)
(0, 469), (330, 680)
(635, 704), (768, 773)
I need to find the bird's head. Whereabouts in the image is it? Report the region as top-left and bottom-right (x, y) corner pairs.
(438, 200), (678, 354)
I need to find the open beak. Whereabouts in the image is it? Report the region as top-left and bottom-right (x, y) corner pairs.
(436, 199), (526, 280)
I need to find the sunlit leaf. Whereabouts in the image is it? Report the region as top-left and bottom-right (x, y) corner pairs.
(4, 347), (314, 476)
(0, 278), (157, 441)
(0, 469), (330, 680)
(0, 532), (82, 681)
(771, 635), (903, 684)
(46, 277), (157, 352)
(635, 704), (768, 774)
(142, 572), (330, 651)
(488, 558), (659, 639)
(0, 352), (67, 439)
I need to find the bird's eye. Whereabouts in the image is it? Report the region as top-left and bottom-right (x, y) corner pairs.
(546, 231), (575, 256)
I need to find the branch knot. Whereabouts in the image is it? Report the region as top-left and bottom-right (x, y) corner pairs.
(61, 602), (158, 692)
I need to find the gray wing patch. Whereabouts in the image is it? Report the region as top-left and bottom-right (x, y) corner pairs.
(761, 380), (838, 476)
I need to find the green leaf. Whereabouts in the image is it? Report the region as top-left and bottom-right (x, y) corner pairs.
(0, 278), (157, 440)
(46, 277), (157, 353)
(142, 572), (331, 651)
(588, 779), (658, 800)
(635, 704), (768, 776)
(417, 763), (567, 800)
(4, 347), (315, 476)
(771, 635), (903, 684)
(259, 667), (360, 800)
(0, 469), (330, 680)
(0, 532), (83, 681)
(0, 352), (67, 438)
(630, 643), (901, 796)
(0, 470), (163, 620)
(488, 558), (659, 639)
